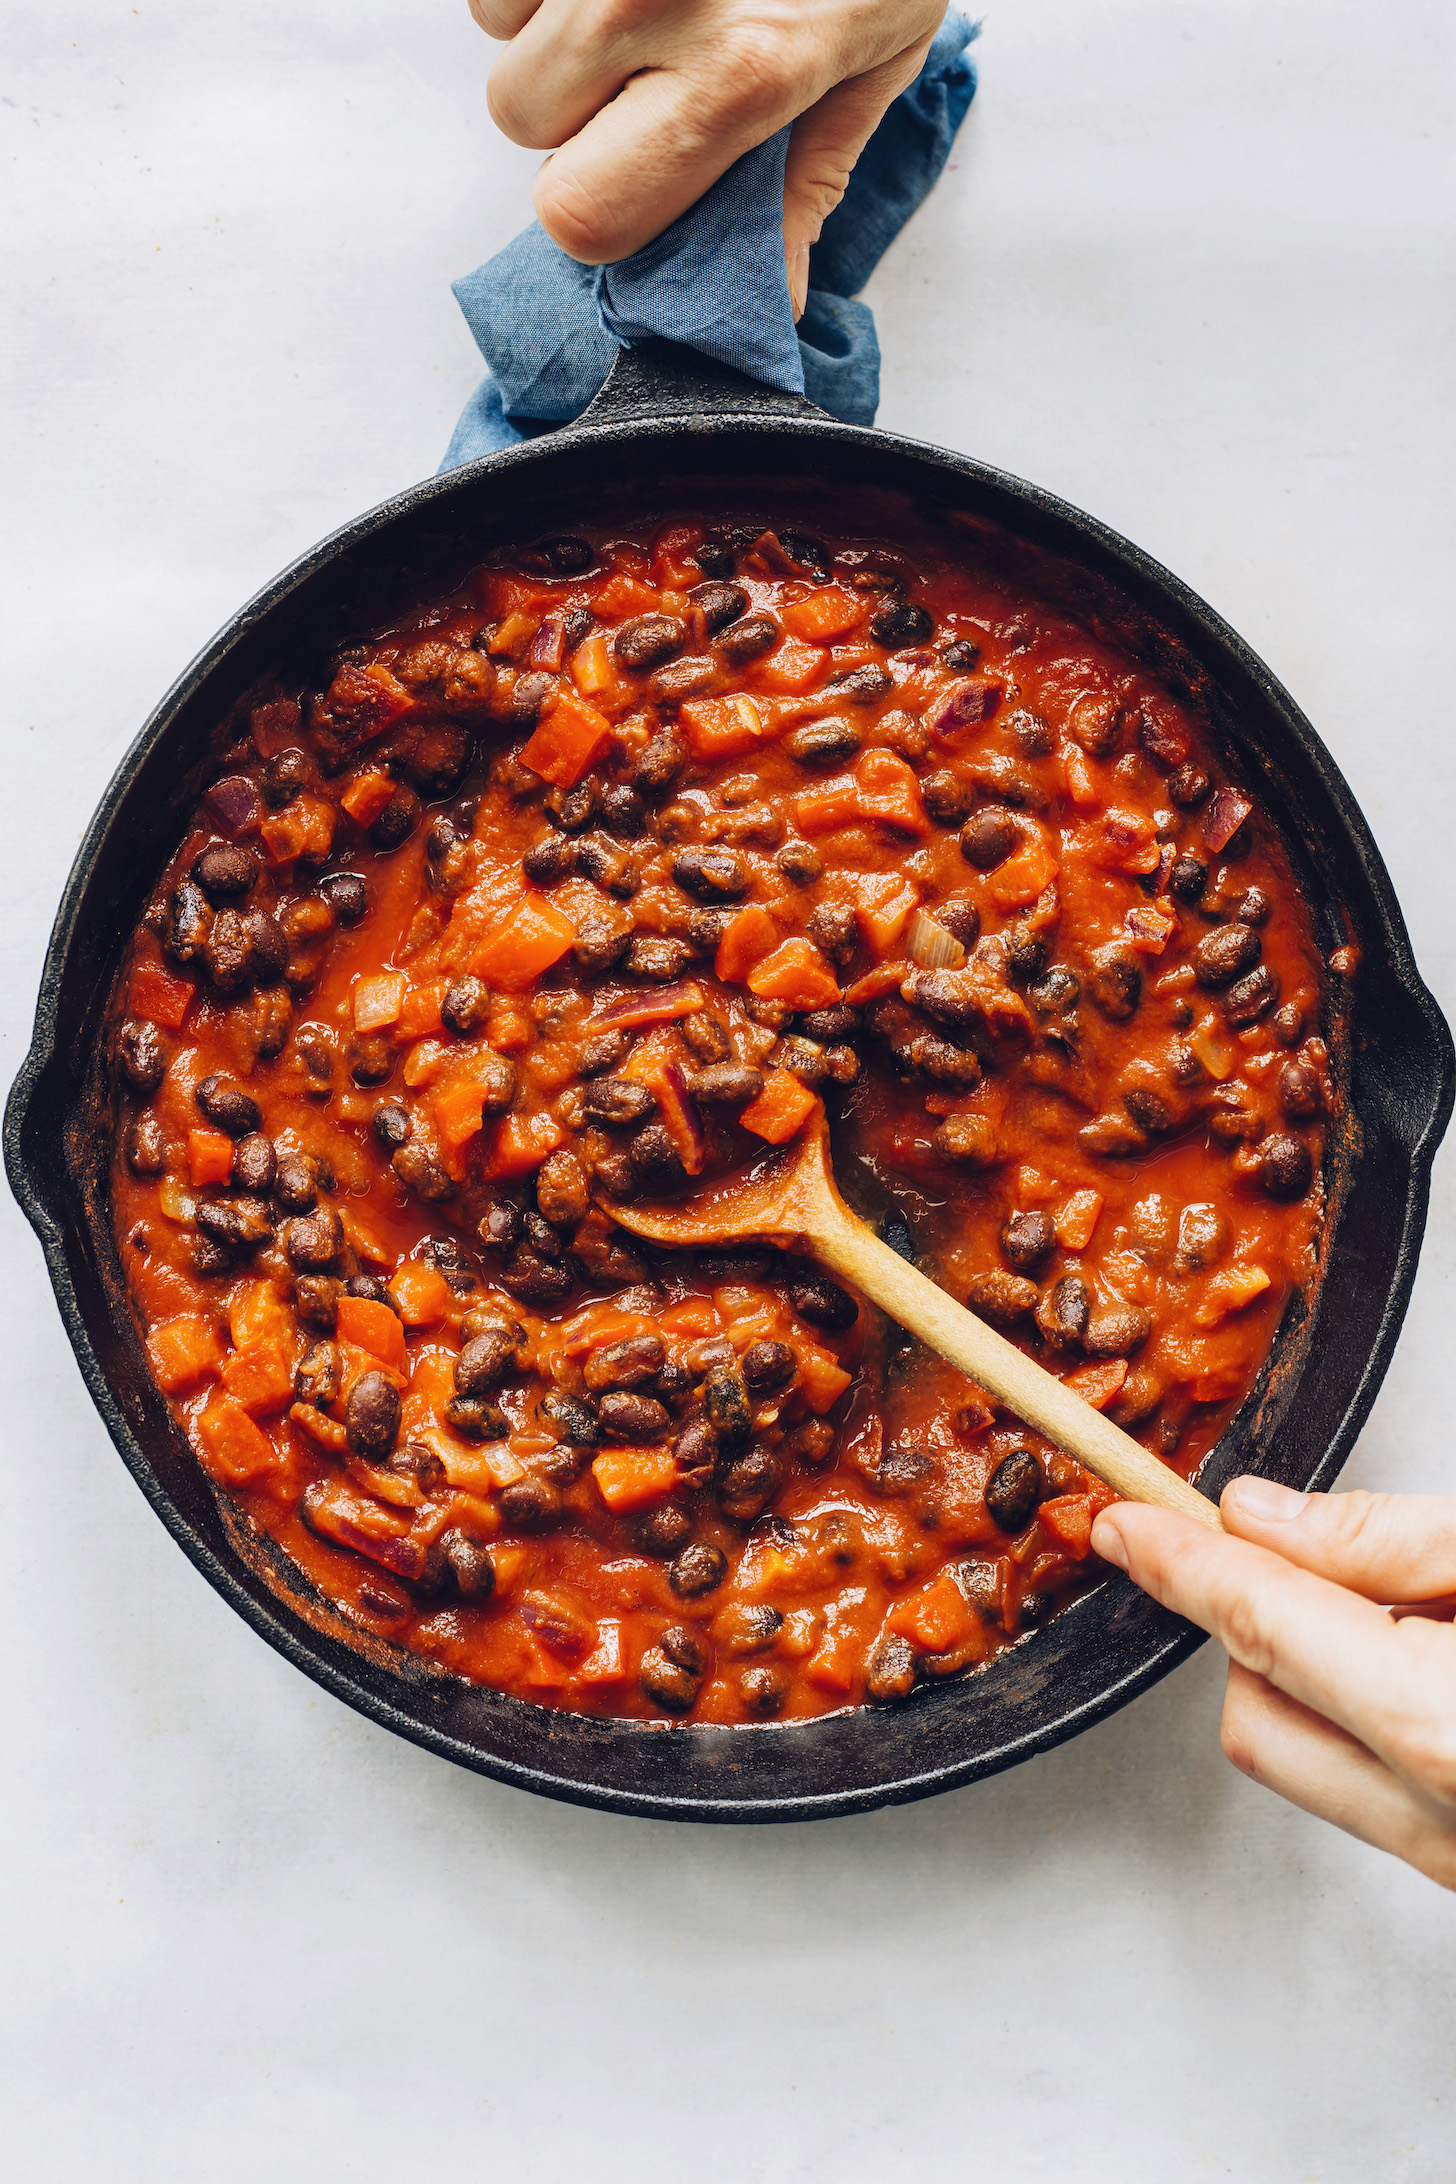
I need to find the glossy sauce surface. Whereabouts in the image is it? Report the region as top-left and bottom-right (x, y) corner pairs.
(109, 509), (1335, 1724)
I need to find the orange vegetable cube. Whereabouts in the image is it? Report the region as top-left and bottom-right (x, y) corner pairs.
(1055, 1189), (1104, 1252)
(259, 794), (335, 867)
(591, 1444), (679, 1513)
(714, 903), (780, 985)
(127, 960), (194, 1030)
(746, 938), (841, 1011)
(220, 1340), (297, 1415)
(849, 871), (919, 955)
(679, 694), (767, 761)
(593, 572), (662, 619)
(794, 1340), (853, 1414)
(486, 1000), (533, 1052)
(1062, 1359), (1128, 1411)
(388, 1261), (452, 1327)
(147, 1314), (224, 1393)
(989, 829), (1060, 911)
(323, 659), (412, 744)
(888, 1572), (976, 1653)
(754, 638), (828, 694)
(187, 1128), (236, 1189)
(519, 689), (613, 789)
(1193, 1263), (1272, 1327)
(780, 586), (864, 643)
(398, 980), (447, 1039)
(793, 774), (860, 837)
(339, 768), (397, 826)
(1038, 1493), (1095, 1558)
(854, 748), (927, 835)
(489, 1110), (565, 1179)
(739, 1069), (819, 1145)
(489, 610), (538, 660)
(335, 1294), (409, 1372)
(570, 631), (616, 698)
(470, 892), (577, 988)
(577, 1619), (629, 1686)
(352, 970), (405, 1033)
(803, 1628), (859, 1695)
(228, 1280), (292, 1352)
(196, 1389), (279, 1485)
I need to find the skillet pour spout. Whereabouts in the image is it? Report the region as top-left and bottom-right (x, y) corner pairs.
(7, 337), (1452, 1822)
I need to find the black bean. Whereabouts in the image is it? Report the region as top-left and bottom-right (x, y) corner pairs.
(985, 1450), (1042, 1532)
(367, 1103), (410, 1155)
(1278, 1059), (1323, 1119)
(638, 1503), (693, 1556)
(1084, 1305), (1153, 1357)
(475, 1200), (520, 1255)
(167, 879), (213, 963)
(1272, 1002), (1306, 1048)
(787, 717), (861, 766)
(865, 1633), (916, 1703)
(1086, 951), (1143, 1021)
(1195, 922), (1261, 989)
(584, 1335), (665, 1393)
(248, 912), (291, 988)
(535, 1148), (589, 1230)
(1001, 1211), (1055, 1271)
(870, 600), (933, 648)
(499, 1475), (562, 1530)
(626, 934), (695, 981)
(192, 843), (259, 904)
(532, 535), (594, 576)
(628, 1122), (686, 1188)
(714, 1443), (783, 1522)
(576, 834), (638, 896)
(682, 907), (734, 954)
(540, 1390), (601, 1446)
(455, 1329), (517, 1395)
(522, 1211), (562, 1263)
(522, 833), (578, 885)
(633, 732), (686, 796)
(686, 1063), (764, 1107)
(876, 1444), (936, 1496)
(715, 612), (779, 666)
(771, 841), (818, 888)
(231, 1132), (276, 1194)
(294, 1340), (338, 1407)
(510, 670), (553, 726)
(615, 614), (684, 669)
(1008, 708), (1056, 757)
(548, 777), (600, 832)
(583, 1077), (657, 1126)
(741, 1339), (796, 1394)
(704, 1365), (753, 1449)
(940, 637), (980, 671)
(1169, 853), (1209, 904)
(789, 1274), (858, 1330)
(445, 1395), (509, 1440)
(673, 1415), (719, 1475)
(966, 1270), (1039, 1323)
(321, 872), (369, 925)
(350, 1035), (393, 1087)
(639, 1646), (699, 1713)
(1224, 965), (1280, 1026)
(438, 974), (488, 1036)
(783, 1419), (836, 1467)
(195, 1074), (261, 1137)
(600, 784), (645, 838)
(346, 1273), (395, 1307)
(190, 1234), (233, 1277)
(1259, 1133), (1314, 1201)
(1036, 1273), (1091, 1347)
(201, 907), (251, 993)
(960, 808), (1019, 870)
(272, 1149), (318, 1212)
(921, 771), (975, 826)
(1078, 1110), (1150, 1158)
(441, 1530), (496, 1601)
(806, 901), (858, 966)
(934, 1114), (999, 1167)
(125, 1113), (167, 1175)
(261, 747), (314, 806)
(1167, 763), (1210, 808)
(498, 1243), (576, 1305)
(739, 1664), (788, 1716)
(370, 786), (420, 850)
(830, 663), (893, 704)
(672, 846), (749, 900)
(681, 1011), (732, 1063)
(600, 1390), (670, 1441)
(283, 1207), (344, 1269)
(690, 581), (749, 632)
(425, 813), (463, 863)
(690, 536), (737, 578)
(293, 1273), (340, 1331)
(115, 1018), (167, 1096)
(198, 1193), (274, 1252)
(573, 919), (631, 976)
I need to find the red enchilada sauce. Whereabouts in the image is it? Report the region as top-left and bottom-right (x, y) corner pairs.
(108, 513), (1334, 1723)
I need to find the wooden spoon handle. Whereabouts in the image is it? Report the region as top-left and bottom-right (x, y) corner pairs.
(814, 1208), (1223, 1530)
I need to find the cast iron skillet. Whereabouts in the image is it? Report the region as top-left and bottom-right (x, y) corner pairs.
(7, 339), (1452, 1822)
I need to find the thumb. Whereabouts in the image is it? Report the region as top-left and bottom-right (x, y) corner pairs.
(1220, 1478), (1456, 1606)
(782, 37), (936, 318)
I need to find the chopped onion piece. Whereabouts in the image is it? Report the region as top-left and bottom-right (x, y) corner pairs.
(906, 908), (967, 970)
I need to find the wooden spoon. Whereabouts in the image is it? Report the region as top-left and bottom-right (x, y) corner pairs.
(609, 1110), (1222, 1530)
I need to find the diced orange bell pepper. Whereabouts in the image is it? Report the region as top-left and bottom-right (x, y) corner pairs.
(780, 587), (863, 643)
(488, 611), (538, 660)
(488, 1110), (565, 1179)
(128, 960), (194, 1030)
(714, 903), (780, 985)
(388, 1260), (452, 1328)
(746, 937), (841, 1011)
(591, 1444), (679, 1513)
(147, 1314), (224, 1393)
(187, 1128), (236, 1189)
(470, 892), (577, 988)
(888, 1572), (977, 1654)
(339, 767), (398, 826)
(1055, 1189), (1104, 1252)
(739, 1069), (818, 1145)
(487, 1000), (533, 1052)
(220, 1340), (297, 1415)
(519, 689), (613, 790)
(854, 747), (927, 835)
(352, 970), (405, 1033)
(196, 1389), (280, 1485)
(1038, 1493), (1095, 1558)
(335, 1294), (409, 1372)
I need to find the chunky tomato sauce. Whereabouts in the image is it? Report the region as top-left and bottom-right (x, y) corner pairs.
(108, 506), (1334, 1724)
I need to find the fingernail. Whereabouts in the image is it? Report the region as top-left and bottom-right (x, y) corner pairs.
(1090, 1514), (1128, 1570)
(1228, 1475), (1307, 1522)
(790, 242), (810, 320)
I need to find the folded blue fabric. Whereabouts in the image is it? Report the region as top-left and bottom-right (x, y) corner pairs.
(441, 11), (976, 469)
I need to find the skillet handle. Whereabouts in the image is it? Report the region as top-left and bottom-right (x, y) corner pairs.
(567, 336), (829, 434)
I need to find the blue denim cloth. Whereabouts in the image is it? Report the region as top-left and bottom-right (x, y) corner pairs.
(441, 11), (977, 467)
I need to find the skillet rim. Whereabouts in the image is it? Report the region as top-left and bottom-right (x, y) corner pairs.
(7, 343), (1452, 1820)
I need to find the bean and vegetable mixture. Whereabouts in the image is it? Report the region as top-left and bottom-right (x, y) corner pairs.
(109, 507), (1337, 1724)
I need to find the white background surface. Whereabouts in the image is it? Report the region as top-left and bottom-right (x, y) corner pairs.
(5, 3), (1455, 2177)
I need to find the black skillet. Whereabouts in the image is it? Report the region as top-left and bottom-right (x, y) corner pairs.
(7, 339), (1452, 1821)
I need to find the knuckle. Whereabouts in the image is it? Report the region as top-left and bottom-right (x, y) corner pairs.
(534, 168), (623, 264)
(709, 26), (803, 125)
(1219, 1692), (1258, 1779)
(1213, 1583), (1280, 1683)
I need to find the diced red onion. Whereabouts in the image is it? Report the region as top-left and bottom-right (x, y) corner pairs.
(925, 677), (1002, 739)
(530, 615), (566, 671)
(590, 980), (706, 1029)
(1203, 787), (1253, 853)
(204, 774), (262, 835)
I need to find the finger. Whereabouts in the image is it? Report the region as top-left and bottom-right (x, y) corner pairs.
(468, 0), (543, 42)
(1221, 1662), (1456, 1890)
(488, 0), (668, 151)
(1091, 1503), (1456, 1803)
(782, 37), (936, 316)
(1221, 1477), (1456, 1604)
(529, 62), (805, 264)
